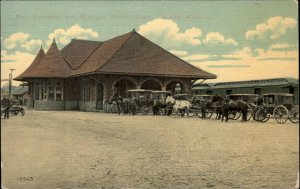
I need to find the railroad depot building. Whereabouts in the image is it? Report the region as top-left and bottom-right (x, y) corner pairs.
(192, 78), (299, 104)
(15, 30), (216, 111)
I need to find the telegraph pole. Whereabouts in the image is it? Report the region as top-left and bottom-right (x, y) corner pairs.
(9, 68), (16, 98)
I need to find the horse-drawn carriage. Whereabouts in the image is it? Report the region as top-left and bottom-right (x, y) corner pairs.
(126, 89), (154, 115)
(228, 94), (259, 121)
(1, 99), (25, 118)
(188, 95), (214, 118)
(254, 93), (299, 124)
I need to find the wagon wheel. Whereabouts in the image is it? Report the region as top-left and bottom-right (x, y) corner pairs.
(205, 109), (213, 119)
(187, 108), (198, 117)
(273, 105), (289, 124)
(228, 110), (241, 120)
(254, 108), (270, 123)
(141, 106), (151, 115)
(288, 105), (299, 124)
(246, 105), (253, 121)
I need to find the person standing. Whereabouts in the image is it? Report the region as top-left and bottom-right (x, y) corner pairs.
(4, 98), (11, 119)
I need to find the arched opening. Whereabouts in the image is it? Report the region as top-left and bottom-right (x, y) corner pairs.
(166, 81), (185, 95)
(113, 79), (136, 97)
(141, 80), (162, 90)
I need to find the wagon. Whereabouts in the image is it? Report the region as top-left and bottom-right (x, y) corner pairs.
(173, 94), (191, 101)
(189, 95), (214, 118)
(1, 99), (25, 118)
(126, 89), (154, 115)
(228, 94), (259, 121)
(254, 93), (299, 124)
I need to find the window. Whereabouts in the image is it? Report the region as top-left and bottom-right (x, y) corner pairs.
(226, 90), (232, 95)
(48, 80), (63, 101)
(254, 88), (261, 95)
(56, 81), (62, 101)
(206, 90), (212, 95)
(81, 78), (91, 101)
(48, 81), (55, 100)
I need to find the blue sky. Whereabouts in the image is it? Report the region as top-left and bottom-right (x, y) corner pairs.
(1, 1), (298, 85)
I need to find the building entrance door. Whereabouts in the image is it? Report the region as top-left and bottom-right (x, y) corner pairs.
(96, 83), (104, 110)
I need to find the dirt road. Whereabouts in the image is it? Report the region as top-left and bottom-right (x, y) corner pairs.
(1, 110), (299, 189)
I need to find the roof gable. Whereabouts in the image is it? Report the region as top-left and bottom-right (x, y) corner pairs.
(14, 47), (45, 80)
(99, 32), (216, 78)
(70, 32), (132, 76)
(30, 39), (71, 78)
(60, 39), (102, 69)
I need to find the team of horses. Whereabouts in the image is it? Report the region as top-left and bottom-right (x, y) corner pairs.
(108, 94), (262, 122)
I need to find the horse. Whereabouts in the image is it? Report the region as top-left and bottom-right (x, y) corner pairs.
(109, 95), (123, 115)
(165, 95), (192, 117)
(211, 95), (225, 120)
(211, 95), (248, 122)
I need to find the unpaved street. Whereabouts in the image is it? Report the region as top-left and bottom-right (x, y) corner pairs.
(1, 110), (299, 189)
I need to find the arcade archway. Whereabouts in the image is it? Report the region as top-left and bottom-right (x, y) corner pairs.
(166, 81), (185, 94)
(141, 79), (162, 90)
(113, 79), (137, 97)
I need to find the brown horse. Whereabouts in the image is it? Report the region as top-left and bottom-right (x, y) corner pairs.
(211, 95), (249, 122)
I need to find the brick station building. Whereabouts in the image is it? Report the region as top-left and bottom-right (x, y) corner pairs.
(15, 30), (216, 111)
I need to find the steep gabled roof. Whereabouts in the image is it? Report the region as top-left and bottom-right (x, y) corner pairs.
(60, 39), (102, 69)
(14, 47), (45, 80)
(97, 31), (216, 78)
(15, 30), (216, 80)
(70, 32), (132, 76)
(15, 40), (72, 80)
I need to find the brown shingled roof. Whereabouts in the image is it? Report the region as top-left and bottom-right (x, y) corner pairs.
(15, 31), (216, 81)
(98, 31), (216, 79)
(15, 39), (71, 80)
(15, 47), (45, 81)
(70, 32), (132, 76)
(60, 39), (102, 69)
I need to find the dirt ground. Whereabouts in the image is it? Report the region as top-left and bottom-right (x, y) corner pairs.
(1, 110), (299, 189)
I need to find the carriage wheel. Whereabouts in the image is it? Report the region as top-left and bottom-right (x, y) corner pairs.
(288, 105), (299, 124)
(141, 107), (151, 115)
(273, 105), (289, 124)
(228, 110), (241, 120)
(187, 109), (198, 117)
(246, 106), (253, 121)
(254, 108), (270, 123)
(205, 110), (213, 119)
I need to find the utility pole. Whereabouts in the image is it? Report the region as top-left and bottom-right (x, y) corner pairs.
(9, 68), (15, 98)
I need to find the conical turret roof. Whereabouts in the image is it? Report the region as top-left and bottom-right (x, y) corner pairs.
(15, 39), (72, 80)
(14, 46), (46, 80)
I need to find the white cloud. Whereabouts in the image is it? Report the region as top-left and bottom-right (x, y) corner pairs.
(182, 54), (212, 61)
(270, 43), (290, 50)
(1, 51), (36, 87)
(203, 32), (238, 46)
(169, 49), (188, 57)
(3, 32), (43, 52)
(245, 16), (297, 40)
(191, 46), (298, 82)
(138, 18), (202, 47)
(47, 24), (99, 46)
(3, 32), (30, 49)
(20, 39), (43, 51)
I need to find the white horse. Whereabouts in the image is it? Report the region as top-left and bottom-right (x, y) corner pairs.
(165, 95), (192, 116)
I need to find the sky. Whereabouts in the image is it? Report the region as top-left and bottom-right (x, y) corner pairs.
(1, 0), (299, 86)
